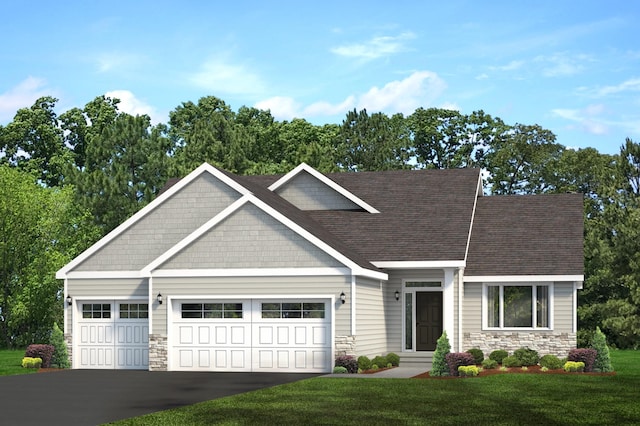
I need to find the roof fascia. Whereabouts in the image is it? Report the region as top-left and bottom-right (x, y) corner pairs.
(56, 163), (250, 278)
(464, 170), (483, 263)
(464, 275), (585, 283)
(59, 271), (142, 279)
(372, 261), (466, 269)
(268, 163), (380, 214)
(151, 267), (351, 277)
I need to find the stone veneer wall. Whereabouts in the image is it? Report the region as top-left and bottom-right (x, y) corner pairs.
(149, 334), (168, 371)
(463, 332), (576, 357)
(335, 335), (356, 357)
(64, 333), (72, 367)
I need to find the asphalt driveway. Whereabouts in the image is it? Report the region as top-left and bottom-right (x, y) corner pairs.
(0, 370), (319, 425)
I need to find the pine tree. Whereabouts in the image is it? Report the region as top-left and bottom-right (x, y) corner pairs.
(430, 330), (451, 376)
(49, 322), (70, 368)
(591, 326), (614, 373)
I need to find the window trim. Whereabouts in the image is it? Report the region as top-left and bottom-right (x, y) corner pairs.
(482, 282), (554, 331)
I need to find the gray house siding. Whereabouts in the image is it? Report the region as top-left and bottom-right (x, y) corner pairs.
(159, 204), (344, 270)
(462, 281), (577, 355)
(275, 171), (360, 211)
(74, 173), (241, 272)
(354, 277), (387, 357)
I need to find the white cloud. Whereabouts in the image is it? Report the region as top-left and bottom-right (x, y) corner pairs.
(254, 96), (301, 121)
(552, 104), (609, 135)
(0, 77), (51, 123)
(595, 77), (640, 97)
(331, 32), (415, 60)
(475, 73), (489, 80)
(94, 52), (146, 73)
(490, 60), (524, 72)
(534, 53), (590, 77)
(104, 90), (162, 124)
(303, 96), (356, 117)
(189, 59), (266, 96)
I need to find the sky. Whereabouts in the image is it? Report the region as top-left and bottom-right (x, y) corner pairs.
(1, 0), (639, 155)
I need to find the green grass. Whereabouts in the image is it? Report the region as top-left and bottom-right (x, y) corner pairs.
(110, 350), (640, 425)
(0, 349), (36, 376)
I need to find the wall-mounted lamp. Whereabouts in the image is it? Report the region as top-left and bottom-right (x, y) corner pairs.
(395, 290), (400, 301)
(66, 295), (72, 306)
(157, 292), (163, 305)
(340, 292), (346, 305)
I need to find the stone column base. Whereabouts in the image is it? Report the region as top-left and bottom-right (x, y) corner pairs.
(463, 331), (577, 356)
(149, 334), (168, 371)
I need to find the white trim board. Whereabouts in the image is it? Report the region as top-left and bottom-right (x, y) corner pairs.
(465, 275), (584, 283)
(373, 261), (465, 269)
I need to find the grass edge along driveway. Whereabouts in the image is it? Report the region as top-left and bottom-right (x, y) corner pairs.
(110, 350), (639, 426)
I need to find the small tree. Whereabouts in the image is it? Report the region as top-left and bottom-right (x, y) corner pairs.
(49, 322), (70, 369)
(591, 326), (614, 373)
(430, 330), (451, 376)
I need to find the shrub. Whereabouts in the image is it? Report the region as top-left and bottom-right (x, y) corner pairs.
(335, 355), (358, 374)
(541, 366), (549, 372)
(21, 357), (42, 369)
(466, 348), (484, 364)
(539, 354), (564, 370)
(481, 359), (498, 369)
(371, 364), (379, 371)
(386, 352), (400, 367)
(458, 365), (480, 377)
(332, 366), (348, 374)
(513, 347), (539, 366)
(357, 355), (372, 371)
(568, 348), (597, 373)
(502, 355), (523, 368)
(591, 327), (614, 373)
(564, 361), (585, 372)
(372, 356), (388, 369)
(430, 331), (451, 377)
(49, 322), (70, 369)
(25, 344), (54, 368)
(489, 349), (509, 364)
(445, 352), (475, 376)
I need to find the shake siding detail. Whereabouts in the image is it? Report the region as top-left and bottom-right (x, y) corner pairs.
(275, 170), (360, 211)
(151, 275), (351, 335)
(159, 204), (344, 270)
(74, 174), (241, 272)
(355, 277), (387, 357)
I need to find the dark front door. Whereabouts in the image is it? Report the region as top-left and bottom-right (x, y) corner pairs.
(416, 292), (443, 351)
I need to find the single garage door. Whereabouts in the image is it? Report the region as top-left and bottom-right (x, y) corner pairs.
(76, 301), (149, 369)
(170, 299), (331, 373)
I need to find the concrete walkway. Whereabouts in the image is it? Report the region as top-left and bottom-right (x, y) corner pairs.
(324, 366), (428, 378)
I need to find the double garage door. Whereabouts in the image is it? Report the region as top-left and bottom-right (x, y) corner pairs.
(76, 301), (149, 369)
(170, 299), (332, 373)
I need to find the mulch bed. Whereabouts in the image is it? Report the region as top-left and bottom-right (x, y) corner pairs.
(413, 365), (616, 379)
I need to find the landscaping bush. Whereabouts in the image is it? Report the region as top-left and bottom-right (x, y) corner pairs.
(357, 355), (372, 371)
(21, 357), (42, 369)
(49, 322), (70, 369)
(564, 361), (585, 372)
(371, 355), (388, 369)
(481, 358), (498, 369)
(568, 348), (597, 372)
(489, 349), (509, 364)
(332, 366), (348, 374)
(513, 347), (539, 366)
(334, 355), (358, 374)
(539, 354), (564, 370)
(386, 352), (400, 367)
(466, 348), (484, 364)
(24, 344), (54, 368)
(591, 327), (614, 373)
(458, 365), (480, 377)
(430, 331), (451, 377)
(502, 355), (523, 368)
(445, 352), (475, 377)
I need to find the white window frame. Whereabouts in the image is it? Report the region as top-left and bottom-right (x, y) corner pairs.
(401, 280), (443, 352)
(482, 282), (554, 331)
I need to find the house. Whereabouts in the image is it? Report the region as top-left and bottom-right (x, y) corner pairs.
(56, 162), (584, 372)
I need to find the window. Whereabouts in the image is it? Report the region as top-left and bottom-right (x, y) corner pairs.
(485, 284), (551, 329)
(181, 303), (243, 319)
(405, 281), (441, 288)
(404, 293), (413, 350)
(82, 303), (111, 319)
(261, 302), (325, 319)
(119, 303), (148, 319)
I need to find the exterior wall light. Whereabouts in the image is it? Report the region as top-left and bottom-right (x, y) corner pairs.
(66, 295), (72, 306)
(340, 292), (346, 304)
(157, 292), (163, 305)
(395, 290), (400, 301)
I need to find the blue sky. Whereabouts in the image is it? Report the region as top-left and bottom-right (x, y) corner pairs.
(1, 0), (638, 154)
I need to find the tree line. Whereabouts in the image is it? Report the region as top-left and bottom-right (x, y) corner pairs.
(0, 94), (638, 349)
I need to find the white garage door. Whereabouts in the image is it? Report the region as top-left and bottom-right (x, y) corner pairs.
(76, 301), (149, 369)
(170, 299), (331, 373)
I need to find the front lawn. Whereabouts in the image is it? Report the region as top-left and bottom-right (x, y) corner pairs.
(0, 349), (36, 376)
(111, 350), (640, 425)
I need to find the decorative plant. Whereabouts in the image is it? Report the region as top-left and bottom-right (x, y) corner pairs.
(386, 352), (400, 367)
(539, 354), (564, 370)
(430, 331), (451, 376)
(591, 327), (614, 373)
(564, 361), (585, 372)
(501, 355), (523, 368)
(481, 359), (498, 369)
(335, 355), (358, 374)
(21, 357), (42, 369)
(24, 344), (54, 368)
(357, 355), (372, 371)
(568, 348), (597, 372)
(489, 349), (509, 364)
(458, 365), (480, 377)
(466, 348), (484, 364)
(332, 366), (348, 374)
(513, 347), (540, 366)
(445, 352), (475, 376)
(50, 322), (70, 369)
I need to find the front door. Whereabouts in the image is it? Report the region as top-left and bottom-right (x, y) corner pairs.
(416, 292), (443, 351)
